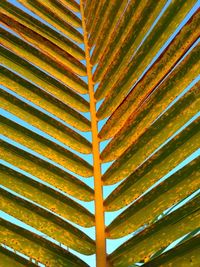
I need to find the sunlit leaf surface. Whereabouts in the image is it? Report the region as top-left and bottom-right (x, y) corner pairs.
(0, 0), (199, 266)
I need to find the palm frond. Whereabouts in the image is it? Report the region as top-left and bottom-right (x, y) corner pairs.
(1, 0), (199, 266)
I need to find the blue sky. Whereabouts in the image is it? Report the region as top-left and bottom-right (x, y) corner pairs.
(0, 0), (200, 266)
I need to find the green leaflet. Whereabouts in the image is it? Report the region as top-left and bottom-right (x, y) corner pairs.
(0, 164), (94, 227)
(0, 218), (90, 266)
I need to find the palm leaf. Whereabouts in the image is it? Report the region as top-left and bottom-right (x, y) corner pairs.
(1, 0), (199, 266)
(143, 233), (200, 266)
